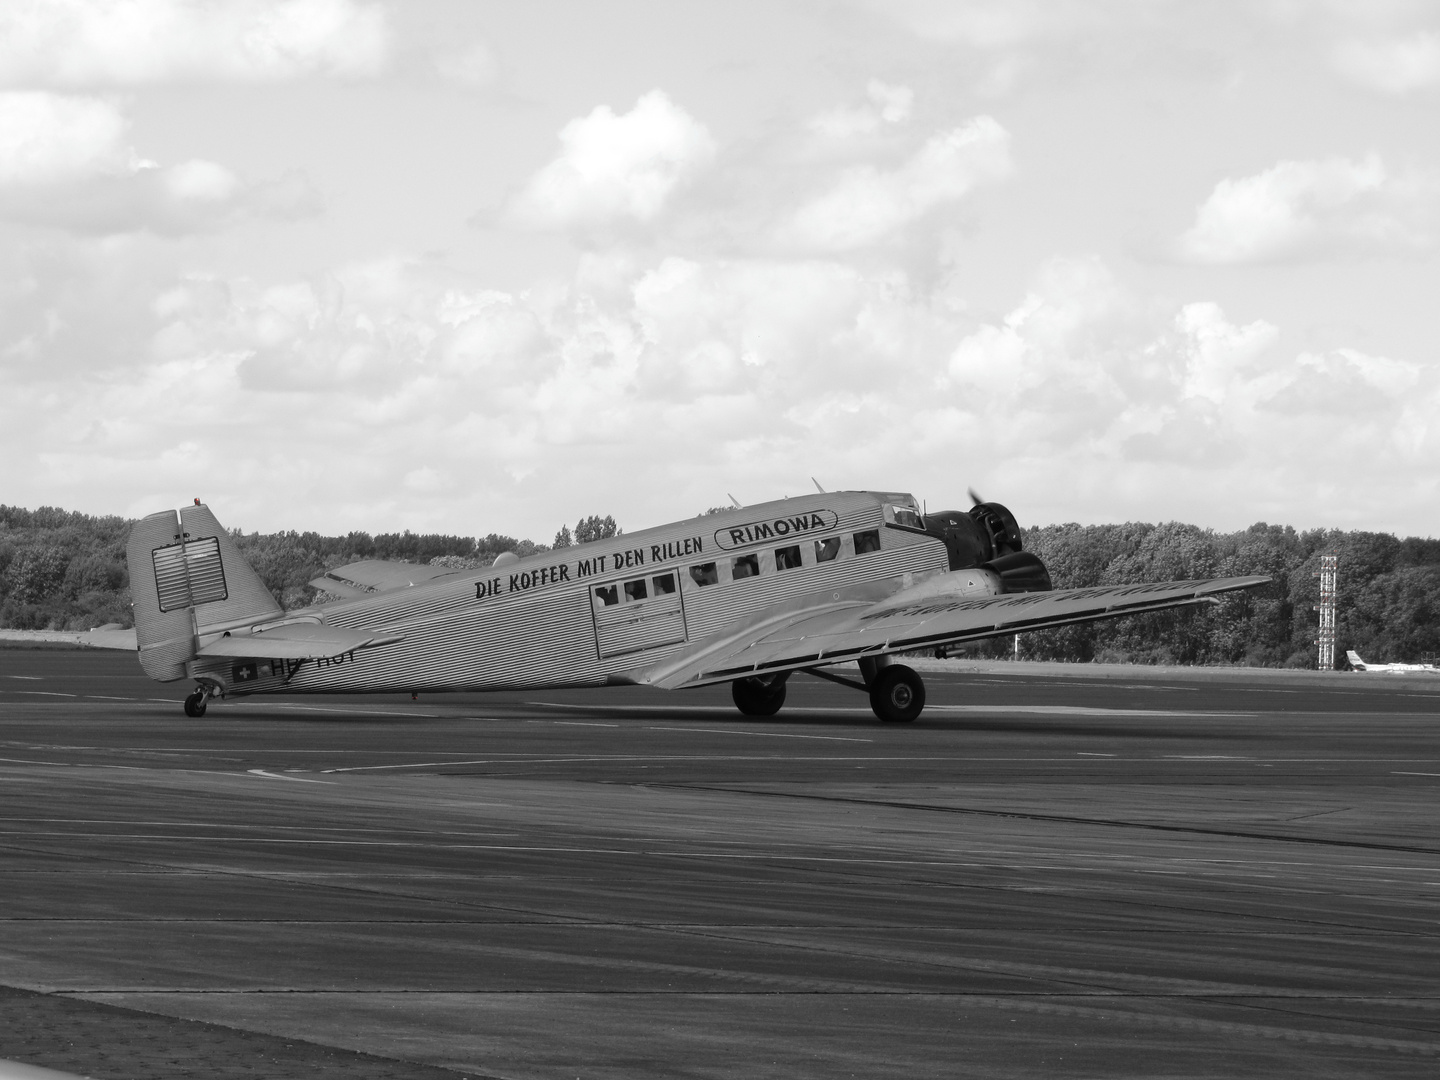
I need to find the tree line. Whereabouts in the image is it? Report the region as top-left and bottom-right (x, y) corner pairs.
(1, 503), (1435, 668)
(1002, 521), (1440, 667)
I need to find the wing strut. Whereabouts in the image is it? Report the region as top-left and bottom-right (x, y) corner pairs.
(800, 666), (867, 692)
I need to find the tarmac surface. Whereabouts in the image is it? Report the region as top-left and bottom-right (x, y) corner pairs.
(1, 644), (1438, 1079)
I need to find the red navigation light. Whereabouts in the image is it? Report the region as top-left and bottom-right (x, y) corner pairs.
(194, 498), (201, 505)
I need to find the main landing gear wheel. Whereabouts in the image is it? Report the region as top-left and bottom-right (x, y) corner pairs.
(183, 690), (208, 718)
(732, 676), (787, 717)
(869, 665), (925, 723)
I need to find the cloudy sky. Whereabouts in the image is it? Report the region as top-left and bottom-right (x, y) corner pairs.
(1, 0), (1437, 541)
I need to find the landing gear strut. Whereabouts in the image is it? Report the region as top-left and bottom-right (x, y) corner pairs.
(798, 658), (929, 723)
(183, 682), (219, 718)
(731, 675), (787, 717)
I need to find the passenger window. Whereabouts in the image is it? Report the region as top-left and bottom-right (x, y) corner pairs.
(775, 544), (802, 571)
(814, 537), (840, 563)
(853, 529), (881, 555)
(689, 562), (719, 587)
(652, 572), (676, 595)
(732, 553), (760, 579)
(594, 584), (619, 607)
(624, 578), (648, 602)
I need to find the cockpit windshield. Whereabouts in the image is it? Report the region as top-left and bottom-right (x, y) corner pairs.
(882, 498), (926, 532)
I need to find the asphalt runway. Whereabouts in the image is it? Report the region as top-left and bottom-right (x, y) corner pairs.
(2, 646), (1438, 1079)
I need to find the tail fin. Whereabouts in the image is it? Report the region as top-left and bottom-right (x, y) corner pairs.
(1346, 650), (1366, 670)
(127, 503), (283, 681)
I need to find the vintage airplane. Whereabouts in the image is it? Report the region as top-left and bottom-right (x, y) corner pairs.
(113, 491), (1269, 722)
(1346, 650), (1439, 674)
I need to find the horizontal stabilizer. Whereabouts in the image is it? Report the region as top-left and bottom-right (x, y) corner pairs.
(309, 560), (462, 598)
(83, 627), (138, 651)
(197, 621), (404, 661)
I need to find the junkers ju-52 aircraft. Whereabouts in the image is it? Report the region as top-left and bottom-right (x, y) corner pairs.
(122, 491), (1268, 723)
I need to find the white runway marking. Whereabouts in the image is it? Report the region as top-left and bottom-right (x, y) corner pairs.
(645, 725), (873, 742)
(245, 769), (336, 784)
(322, 759), (497, 773)
(1392, 771), (1440, 777)
(1164, 755), (1252, 760)
(928, 705), (1258, 717)
(12, 691), (77, 697)
(216, 703), (438, 718)
(6, 675), (41, 680)
(530, 701), (881, 715)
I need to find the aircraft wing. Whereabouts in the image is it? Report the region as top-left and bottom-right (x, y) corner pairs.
(308, 560), (461, 599)
(638, 576), (1271, 690)
(196, 622), (404, 661)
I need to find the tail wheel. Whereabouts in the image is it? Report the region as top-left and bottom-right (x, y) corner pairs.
(183, 691), (208, 718)
(732, 676), (786, 717)
(869, 665), (925, 723)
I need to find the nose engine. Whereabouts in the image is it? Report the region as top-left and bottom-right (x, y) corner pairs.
(922, 499), (1052, 593)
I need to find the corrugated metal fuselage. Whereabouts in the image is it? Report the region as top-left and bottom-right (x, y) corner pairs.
(188, 491), (950, 697)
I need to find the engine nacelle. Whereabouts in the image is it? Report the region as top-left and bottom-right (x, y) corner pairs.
(922, 501), (1052, 593)
(888, 566), (1005, 607)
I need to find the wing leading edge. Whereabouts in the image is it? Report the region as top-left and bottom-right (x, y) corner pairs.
(638, 575), (1271, 690)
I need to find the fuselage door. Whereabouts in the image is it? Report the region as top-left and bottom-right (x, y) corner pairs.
(591, 570), (689, 660)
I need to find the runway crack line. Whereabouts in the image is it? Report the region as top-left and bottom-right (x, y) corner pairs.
(647, 783), (1440, 856)
(49, 989), (1440, 1054)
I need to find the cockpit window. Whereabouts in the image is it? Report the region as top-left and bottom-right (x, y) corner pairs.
(853, 529), (881, 555)
(883, 503), (926, 531)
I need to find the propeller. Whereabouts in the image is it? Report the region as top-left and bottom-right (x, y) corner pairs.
(967, 487), (983, 507)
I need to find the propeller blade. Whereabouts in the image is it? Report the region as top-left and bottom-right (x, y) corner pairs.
(967, 487), (983, 507)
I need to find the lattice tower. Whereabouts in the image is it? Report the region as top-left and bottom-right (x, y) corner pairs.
(1315, 554), (1338, 670)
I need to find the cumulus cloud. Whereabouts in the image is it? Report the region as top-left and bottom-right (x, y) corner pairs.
(0, 247), (973, 532)
(1176, 154), (1431, 264)
(2, 241), (1436, 535)
(506, 90), (717, 231)
(1334, 30), (1440, 94)
(0, 92), (320, 234)
(0, 0), (388, 86)
(809, 79), (914, 139)
(787, 115), (1011, 250)
(0, 91), (144, 183)
(937, 256), (1438, 518)
(494, 85), (1011, 267)
(946, 257), (1152, 440)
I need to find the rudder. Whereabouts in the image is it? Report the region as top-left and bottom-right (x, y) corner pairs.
(126, 503), (283, 682)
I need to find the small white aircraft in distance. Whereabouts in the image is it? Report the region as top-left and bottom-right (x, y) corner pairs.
(1346, 650), (1439, 674)
(110, 490), (1270, 723)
